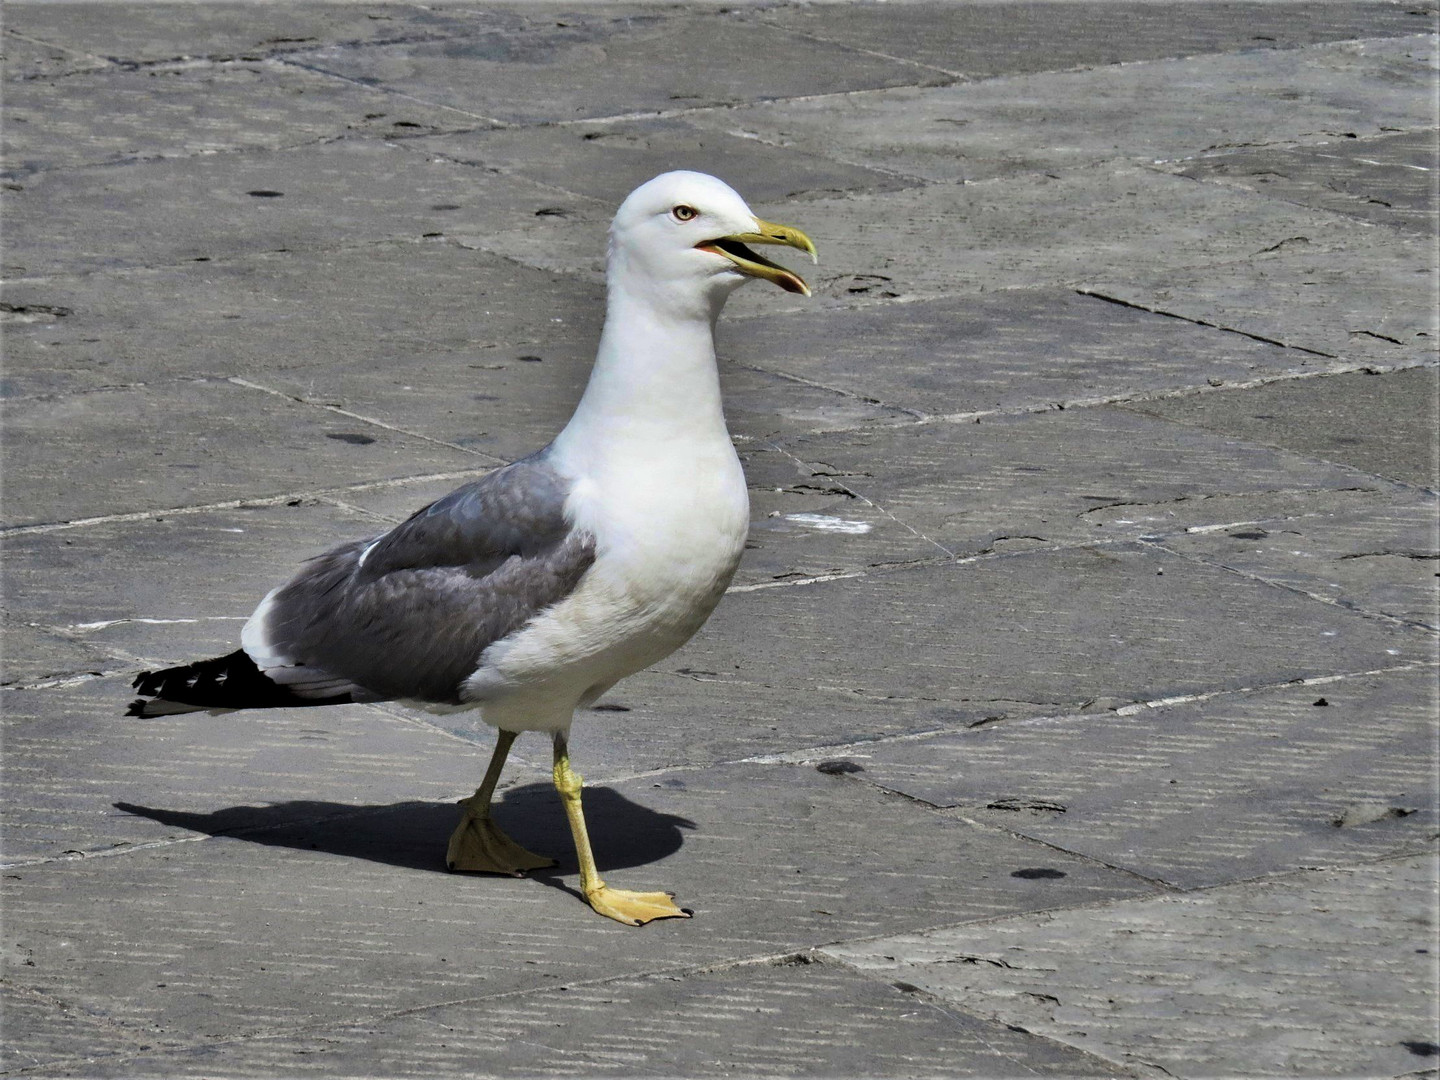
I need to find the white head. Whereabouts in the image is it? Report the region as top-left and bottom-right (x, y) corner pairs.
(606, 171), (817, 321)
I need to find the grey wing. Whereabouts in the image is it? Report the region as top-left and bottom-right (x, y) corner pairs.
(243, 453), (596, 704)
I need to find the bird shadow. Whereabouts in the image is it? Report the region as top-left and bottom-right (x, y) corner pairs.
(114, 784), (695, 897)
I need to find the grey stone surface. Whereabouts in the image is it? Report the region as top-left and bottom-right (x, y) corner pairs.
(408, 116), (917, 206)
(1159, 498), (1440, 630)
(825, 853), (1440, 1079)
(1, 242), (605, 398)
(2, 139), (568, 277)
(0, 676), (506, 865)
(2, 762), (1158, 1048)
(690, 35), (1440, 184)
(747, 1), (1439, 79)
(1, 377), (482, 526)
(1169, 127), (1440, 236)
(1, 3), (488, 66)
(1082, 231), (1439, 367)
(461, 163), (1396, 309)
(4, 2), (1437, 1075)
(14, 957), (1126, 1078)
(677, 545), (1427, 709)
(0, 616), (116, 685)
(1123, 366), (1440, 489)
(288, 10), (941, 125)
(719, 289), (1333, 421)
(1, 64), (477, 177)
(847, 667), (1439, 887)
(761, 406), (1416, 556)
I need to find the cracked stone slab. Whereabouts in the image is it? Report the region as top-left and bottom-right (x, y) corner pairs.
(0, 138), (576, 278)
(406, 114), (917, 208)
(287, 10), (941, 126)
(1168, 127), (1440, 237)
(691, 34), (1440, 184)
(1, 616), (116, 686)
(26, 957), (1127, 1079)
(766, 405), (1416, 557)
(801, 165), (1410, 304)
(0, 984), (153, 1075)
(484, 164), (1394, 312)
(1157, 500), (1440, 630)
(674, 543), (1427, 710)
(824, 853), (1440, 1078)
(721, 288), (1338, 421)
(849, 666), (1439, 888)
(1, 376), (482, 526)
(1121, 366), (1440, 490)
(257, 336), (910, 467)
(1, 760), (1158, 1054)
(1, 30), (110, 80)
(1, 63), (480, 177)
(0, 242), (607, 399)
(0, 3), (494, 66)
(746, 2), (1438, 80)
(0, 676), (513, 865)
(2, 502), (390, 661)
(1082, 232), (1438, 367)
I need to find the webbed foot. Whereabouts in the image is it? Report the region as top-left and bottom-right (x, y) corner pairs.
(585, 884), (691, 926)
(446, 804), (556, 877)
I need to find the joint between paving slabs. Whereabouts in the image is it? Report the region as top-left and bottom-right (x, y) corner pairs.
(1136, 535), (1440, 633)
(225, 375), (509, 464)
(812, 952), (1156, 1079)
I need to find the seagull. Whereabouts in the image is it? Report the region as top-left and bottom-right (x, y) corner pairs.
(127, 171), (816, 926)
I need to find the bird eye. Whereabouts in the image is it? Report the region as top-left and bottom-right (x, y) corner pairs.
(672, 205), (698, 222)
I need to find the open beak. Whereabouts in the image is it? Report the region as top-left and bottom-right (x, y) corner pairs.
(696, 218), (818, 296)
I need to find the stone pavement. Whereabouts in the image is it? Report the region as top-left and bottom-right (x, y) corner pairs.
(2, 2), (1438, 1076)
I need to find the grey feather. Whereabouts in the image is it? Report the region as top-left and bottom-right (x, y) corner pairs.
(258, 453), (595, 703)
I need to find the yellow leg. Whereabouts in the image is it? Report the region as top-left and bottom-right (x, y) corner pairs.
(553, 733), (690, 926)
(446, 729), (556, 876)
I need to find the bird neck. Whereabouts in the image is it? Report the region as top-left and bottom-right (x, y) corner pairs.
(553, 276), (733, 462)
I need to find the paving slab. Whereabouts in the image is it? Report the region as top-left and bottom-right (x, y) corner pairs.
(2, 761), (1159, 1052)
(0, 4), (495, 66)
(2, 63), (480, 177)
(1, 616), (117, 686)
(0, 242), (606, 398)
(0, 29), (110, 81)
(23, 956), (1127, 1078)
(689, 35), (1440, 184)
(476, 164), (1394, 310)
(287, 10), (941, 126)
(720, 288), (1331, 421)
(1122, 366), (1440, 489)
(258, 337), (910, 466)
(1159, 500), (1440, 631)
(1082, 231), (1439, 367)
(2, 502), (386, 661)
(674, 544), (1427, 709)
(0, 676), (509, 865)
(0, 984), (152, 1075)
(405, 115), (915, 206)
(765, 406), (1415, 557)
(1, 377), (482, 526)
(747, 1), (1439, 79)
(824, 853), (1440, 1078)
(847, 666), (1439, 887)
(1168, 127), (1440, 237)
(1, 138), (573, 278)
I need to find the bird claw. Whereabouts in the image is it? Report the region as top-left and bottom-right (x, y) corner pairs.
(585, 884), (692, 926)
(445, 808), (556, 877)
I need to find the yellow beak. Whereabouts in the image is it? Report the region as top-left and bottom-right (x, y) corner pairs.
(696, 218), (818, 296)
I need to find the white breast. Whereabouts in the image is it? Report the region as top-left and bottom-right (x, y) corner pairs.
(461, 431), (749, 719)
